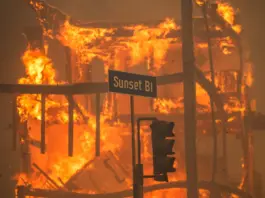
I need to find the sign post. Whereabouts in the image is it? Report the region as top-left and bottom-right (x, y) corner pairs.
(108, 70), (157, 198)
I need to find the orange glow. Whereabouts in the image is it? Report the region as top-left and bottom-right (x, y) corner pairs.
(14, 1), (254, 197)
(217, 1), (242, 33)
(58, 18), (178, 75)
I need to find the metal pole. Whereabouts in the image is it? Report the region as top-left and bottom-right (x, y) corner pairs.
(95, 93), (101, 157)
(137, 117), (157, 164)
(136, 117), (157, 198)
(181, 0), (199, 197)
(130, 95), (137, 198)
(41, 94), (46, 154)
(201, 3), (218, 182)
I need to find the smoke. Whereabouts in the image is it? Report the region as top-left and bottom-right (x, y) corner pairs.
(47, 0), (182, 22)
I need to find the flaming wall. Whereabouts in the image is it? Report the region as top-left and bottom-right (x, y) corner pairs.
(13, 0), (255, 197)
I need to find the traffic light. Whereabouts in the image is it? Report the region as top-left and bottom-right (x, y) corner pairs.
(150, 120), (176, 182)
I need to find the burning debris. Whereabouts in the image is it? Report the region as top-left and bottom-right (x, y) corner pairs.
(5, 0), (255, 197)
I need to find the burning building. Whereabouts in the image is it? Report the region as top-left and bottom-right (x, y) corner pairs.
(0, 0), (257, 197)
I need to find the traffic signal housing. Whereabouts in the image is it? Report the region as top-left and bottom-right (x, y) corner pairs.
(150, 120), (176, 182)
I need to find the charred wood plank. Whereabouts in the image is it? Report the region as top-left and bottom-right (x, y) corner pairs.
(207, 4), (240, 40)
(65, 47), (89, 123)
(0, 70), (226, 121)
(18, 180), (252, 198)
(32, 163), (61, 189)
(156, 72), (183, 85)
(0, 73), (182, 95)
(64, 158), (96, 190)
(40, 94), (46, 154)
(68, 95), (74, 157)
(95, 93), (101, 157)
(117, 112), (239, 124)
(27, 0), (236, 41)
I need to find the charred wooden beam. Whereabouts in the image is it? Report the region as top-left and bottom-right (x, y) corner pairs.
(69, 18), (168, 29)
(17, 180), (252, 198)
(156, 72), (183, 85)
(195, 68), (226, 118)
(65, 47), (89, 123)
(0, 72), (183, 95)
(17, 185), (26, 198)
(26, 0), (236, 42)
(68, 95), (74, 157)
(64, 47), (73, 84)
(207, 3), (240, 40)
(95, 93), (101, 157)
(32, 163), (60, 189)
(24, 0), (66, 34)
(117, 112), (238, 124)
(22, 122), (31, 175)
(64, 158), (96, 190)
(29, 138), (46, 149)
(87, 28), (227, 40)
(40, 94), (46, 154)
(0, 69), (227, 127)
(0, 69), (226, 121)
(0, 83), (107, 95)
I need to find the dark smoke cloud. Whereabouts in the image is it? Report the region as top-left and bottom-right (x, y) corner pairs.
(47, 0), (183, 21)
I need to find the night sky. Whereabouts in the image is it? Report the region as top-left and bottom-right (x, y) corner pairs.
(0, 0), (265, 197)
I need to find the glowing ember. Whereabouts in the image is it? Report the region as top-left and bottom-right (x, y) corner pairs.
(59, 18), (178, 75)
(216, 1), (242, 33)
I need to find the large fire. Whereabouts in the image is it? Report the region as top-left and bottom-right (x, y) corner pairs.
(14, 0), (254, 197)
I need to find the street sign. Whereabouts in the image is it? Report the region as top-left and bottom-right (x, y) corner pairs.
(108, 70), (157, 98)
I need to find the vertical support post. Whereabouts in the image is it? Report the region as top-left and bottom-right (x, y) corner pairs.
(135, 164), (144, 198)
(113, 93), (118, 119)
(22, 122), (31, 175)
(17, 186), (26, 198)
(41, 94), (46, 154)
(181, 0), (199, 197)
(148, 53), (154, 113)
(68, 95), (74, 157)
(65, 47), (73, 84)
(202, 3), (218, 183)
(136, 117), (157, 198)
(237, 41), (244, 96)
(130, 96), (137, 198)
(245, 86), (254, 194)
(12, 94), (17, 151)
(95, 93), (101, 157)
(85, 64), (93, 112)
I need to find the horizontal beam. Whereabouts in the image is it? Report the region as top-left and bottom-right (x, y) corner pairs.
(17, 180), (252, 198)
(0, 70), (227, 123)
(116, 112), (240, 124)
(27, 0), (238, 41)
(0, 73), (183, 95)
